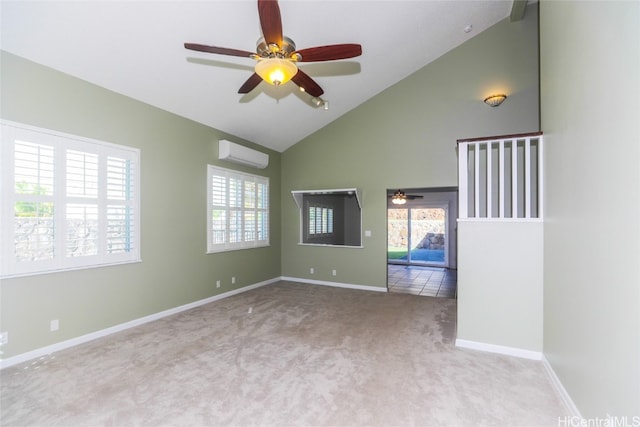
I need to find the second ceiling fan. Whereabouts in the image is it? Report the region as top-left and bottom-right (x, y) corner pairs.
(184, 0), (362, 98)
(390, 190), (424, 205)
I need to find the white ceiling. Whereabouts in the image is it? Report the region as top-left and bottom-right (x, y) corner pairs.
(1, 0), (513, 152)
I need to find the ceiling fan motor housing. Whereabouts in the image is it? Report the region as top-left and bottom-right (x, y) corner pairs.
(256, 36), (298, 59)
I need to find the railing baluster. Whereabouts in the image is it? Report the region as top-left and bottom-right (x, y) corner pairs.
(474, 142), (480, 218)
(457, 132), (543, 221)
(511, 139), (518, 218)
(525, 137), (531, 218)
(458, 142), (468, 219)
(487, 142), (492, 218)
(499, 140), (505, 218)
(538, 137), (544, 219)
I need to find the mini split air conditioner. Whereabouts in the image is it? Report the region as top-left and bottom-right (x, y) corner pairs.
(218, 140), (269, 169)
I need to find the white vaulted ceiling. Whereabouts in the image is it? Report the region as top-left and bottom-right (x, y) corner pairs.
(1, 1), (514, 152)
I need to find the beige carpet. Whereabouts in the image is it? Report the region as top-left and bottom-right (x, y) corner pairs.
(1, 281), (568, 426)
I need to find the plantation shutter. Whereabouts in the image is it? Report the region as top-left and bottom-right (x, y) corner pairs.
(207, 165), (269, 253)
(1, 120), (141, 278)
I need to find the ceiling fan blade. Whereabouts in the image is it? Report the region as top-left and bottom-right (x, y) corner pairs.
(184, 43), (256, 58)
(291, 70), (324, 97)
(238, 73), (264, 94)
(294, 44), (362, 62)
(258, 0), (283, 48)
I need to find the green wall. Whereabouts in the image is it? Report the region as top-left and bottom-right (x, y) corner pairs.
(0, 51), (281, 359)
(540, 1), (640, 417)
(281, 6), (540, 287)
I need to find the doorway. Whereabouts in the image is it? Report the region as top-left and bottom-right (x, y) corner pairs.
(387, 206), (448, 267)
(387, 187), (457, 268)
(387, 187), (458, 297)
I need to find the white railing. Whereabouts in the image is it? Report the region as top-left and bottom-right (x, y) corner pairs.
(458, 132), (543, 220)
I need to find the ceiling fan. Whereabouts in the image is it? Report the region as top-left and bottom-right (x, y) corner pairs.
(184, 0), (362, 100)
(390, 190), (424, 205)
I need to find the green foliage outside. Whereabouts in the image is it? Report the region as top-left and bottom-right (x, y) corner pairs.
(387, 247), (408, 259)
(14, 181), (54, 217)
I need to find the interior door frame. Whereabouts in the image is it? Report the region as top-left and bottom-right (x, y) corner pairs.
(387, 186), (458, 274)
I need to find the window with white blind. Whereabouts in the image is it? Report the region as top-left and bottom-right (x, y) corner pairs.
(308, 205), (334, 236)
(207, 165), (269, 253)
(0, 120), (141, 278)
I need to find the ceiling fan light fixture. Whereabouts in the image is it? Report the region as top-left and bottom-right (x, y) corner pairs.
(255, 58), (298, 86)
(391, 190), (407, 205)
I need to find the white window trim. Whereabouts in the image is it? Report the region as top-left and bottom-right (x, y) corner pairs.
(207, 165), (269, 253)
(1, 120), (141, 278)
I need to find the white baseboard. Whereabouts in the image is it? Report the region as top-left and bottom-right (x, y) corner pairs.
(280, 276), (388, 293)
(0, 277), (280, 370)
(455, 338), (543, 360)
(542, 355), (583, 417)
(455, 339), (582, 416)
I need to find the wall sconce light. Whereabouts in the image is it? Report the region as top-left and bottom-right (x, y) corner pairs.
(484, 94), (507, 107)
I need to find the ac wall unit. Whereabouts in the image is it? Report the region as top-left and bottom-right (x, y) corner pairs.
(218, 139), (269, 169)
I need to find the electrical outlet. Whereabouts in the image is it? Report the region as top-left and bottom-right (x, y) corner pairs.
(332, 269), (337, 276)
(0, 332), (8, 345)
(232, 276), (236, 284)
(50, 319), (59, 331)
(310, 267), (314, 274)
(216, 280), (221, 288)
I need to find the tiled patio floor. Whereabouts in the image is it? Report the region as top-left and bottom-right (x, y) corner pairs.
(387, 264), (457, 298)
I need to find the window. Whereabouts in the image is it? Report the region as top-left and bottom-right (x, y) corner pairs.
(308, 205), (334, 236)
(1, 121), (141, 278)
(207, 165), (269, 252)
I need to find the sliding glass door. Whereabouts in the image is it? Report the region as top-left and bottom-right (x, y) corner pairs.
(388, 206), (447, 266)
